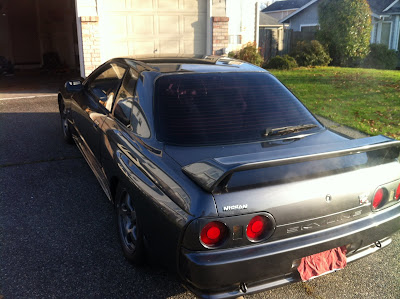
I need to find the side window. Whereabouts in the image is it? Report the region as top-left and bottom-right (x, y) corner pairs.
(88, 63), (126, 111)
(131, 101), (151, 138)
(113, 69), (138, 126)
(114, 70), (150, 138)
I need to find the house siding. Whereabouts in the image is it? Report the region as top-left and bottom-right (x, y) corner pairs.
(288, 2), (319, 32)
(264, 9), (297, 22)
(371, 14), (400, 50)
(226, 0), (257, 52)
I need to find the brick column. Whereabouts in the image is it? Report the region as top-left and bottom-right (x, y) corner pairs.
(81, 16), (101, 76)
(212, 17), (229, 55)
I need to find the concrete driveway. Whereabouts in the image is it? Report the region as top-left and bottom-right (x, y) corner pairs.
(0, 95), (399, 298)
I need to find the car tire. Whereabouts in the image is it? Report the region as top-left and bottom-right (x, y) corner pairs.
(60, 103), (73, 144)
(115, 184), (145, 265)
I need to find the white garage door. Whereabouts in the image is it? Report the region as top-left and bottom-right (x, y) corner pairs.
(99, 0), (207, 61)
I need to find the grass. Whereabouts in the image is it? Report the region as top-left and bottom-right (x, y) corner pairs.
(270, 67), (400, 140)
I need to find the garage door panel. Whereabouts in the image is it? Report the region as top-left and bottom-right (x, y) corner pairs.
(130, 15), (155, 35)
(184, 0), (207, 12)
(184, 40), (205, 54)
(99, 0), (206, 58)
(158, 16), (180, 35)
(101, 1), (127, 11)
(159, 39), (180, 54)
(105, 41), (129, 59)
(183, 14), (206, 35)
(158, 0), (179, 10)
(101, 15), (127, 39)
(130, 40), (156, 55)
(128, 0), (155, 10)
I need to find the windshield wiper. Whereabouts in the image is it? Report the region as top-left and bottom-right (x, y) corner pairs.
(262, 124), (318, 137)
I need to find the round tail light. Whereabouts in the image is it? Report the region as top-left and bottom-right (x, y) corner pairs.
(395, 183), (400, 201)
(246, 215), (271, 242)
(200, 221), (228, 248)
(372, 188), (387, 210)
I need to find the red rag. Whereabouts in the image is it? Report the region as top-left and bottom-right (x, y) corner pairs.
(297, 246), (347, 281)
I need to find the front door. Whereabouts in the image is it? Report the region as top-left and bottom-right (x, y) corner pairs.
(71, 62), (127, 161)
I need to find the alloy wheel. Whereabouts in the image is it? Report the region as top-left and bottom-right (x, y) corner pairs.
(118, 192), (138, 253)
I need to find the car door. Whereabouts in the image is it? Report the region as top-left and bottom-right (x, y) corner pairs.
(71, 62), (128, 162)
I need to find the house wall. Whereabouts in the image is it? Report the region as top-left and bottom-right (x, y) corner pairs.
(240, 0), (257, 45)
(226, 0), (257, 52)
(287, 2), (319, 32)
(212, 17), (229, 55)
(264, 9), (297, 22)
(76, 0), (100, 76)
(371, 14), (400, 50)
(212, 0), (226, 16)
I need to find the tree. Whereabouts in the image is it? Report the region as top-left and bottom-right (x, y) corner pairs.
(318, 0), (371, 66)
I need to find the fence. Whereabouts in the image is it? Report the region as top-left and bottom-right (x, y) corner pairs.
(259, 28), (317, 62)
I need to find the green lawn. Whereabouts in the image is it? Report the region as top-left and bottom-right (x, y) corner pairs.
(270, 67), (400, 140)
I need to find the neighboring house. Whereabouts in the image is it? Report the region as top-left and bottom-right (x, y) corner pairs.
(259, 12), (286, 60)
(0, 0), (259, 77)
(281, 0), (400, 51)
(259, 13), (284, 29)
(261, 0), (310, 21)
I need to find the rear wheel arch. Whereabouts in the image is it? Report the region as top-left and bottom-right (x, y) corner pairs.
(109, 176), (119, 204)
(115, 182), (146, 265)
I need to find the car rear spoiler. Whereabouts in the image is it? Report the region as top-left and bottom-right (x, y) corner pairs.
(182, 135), (400, 193)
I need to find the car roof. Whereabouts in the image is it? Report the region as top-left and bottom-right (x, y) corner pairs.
(117, 56), (267, 74)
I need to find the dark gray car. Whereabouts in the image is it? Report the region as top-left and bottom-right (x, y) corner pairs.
(58, 56), (400, 298)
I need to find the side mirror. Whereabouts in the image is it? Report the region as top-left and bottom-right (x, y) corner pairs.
(65, 80), (83, 93)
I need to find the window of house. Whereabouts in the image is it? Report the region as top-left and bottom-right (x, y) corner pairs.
(300, 25), (319, 33)
(380, 22), (392, 47)
(371, 23), (378, 44)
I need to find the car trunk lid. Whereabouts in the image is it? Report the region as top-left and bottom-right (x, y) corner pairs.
(179, 135), (400, 228)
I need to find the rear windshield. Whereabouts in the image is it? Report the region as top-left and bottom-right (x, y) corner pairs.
(155, 72), (320, 146)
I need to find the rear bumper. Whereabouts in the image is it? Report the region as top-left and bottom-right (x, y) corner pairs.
(179, 204), (400, 299)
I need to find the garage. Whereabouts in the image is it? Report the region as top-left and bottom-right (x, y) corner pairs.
(0, 0), (227, 82)
(0, 0), (79, 72)
(98, 0), (207, 61)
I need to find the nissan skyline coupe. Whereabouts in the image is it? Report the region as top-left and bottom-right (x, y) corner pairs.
(58, 56), (400, 298)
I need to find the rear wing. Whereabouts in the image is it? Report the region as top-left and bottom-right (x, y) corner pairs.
(182, 135), (400, 193)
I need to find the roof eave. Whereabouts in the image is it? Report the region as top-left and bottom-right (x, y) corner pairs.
(383, 0), (399, 12)
(280, 0), (319, 23)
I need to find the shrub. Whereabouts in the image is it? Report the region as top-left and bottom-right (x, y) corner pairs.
(362, 44), (399, 70)
(263, 55), (298, 70)
(228, 42), (264, 66)
(318, 0), (371, 66)
(291, 40), (331, 67)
